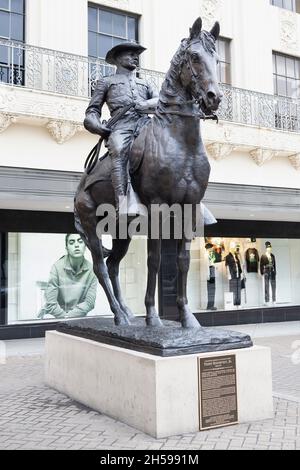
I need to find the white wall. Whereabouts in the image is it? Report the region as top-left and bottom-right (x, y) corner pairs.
(209, 150), (300, 189)
(26, 0), (88, 55)
(0, 124), (92, 172)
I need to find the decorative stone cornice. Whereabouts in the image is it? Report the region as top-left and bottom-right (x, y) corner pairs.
(207, 142), (235, 161)
(280, 10), (298, 52)
(46, 120), (84, 144)
(0, 112), (17, 133)
(289, 153), (300, 170)
(0, 84), (86, 124)
(0, 87), (16, 110)
(250, 148), (276, 166)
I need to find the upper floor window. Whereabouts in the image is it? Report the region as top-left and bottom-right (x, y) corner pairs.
(270, 0), (300, 13)
(216, 37), (231, 85)
(273, 52), (300, 98)
(0, 0), (25, 41)
(88, 4), (138, 60)
(0, 0), (25, 85)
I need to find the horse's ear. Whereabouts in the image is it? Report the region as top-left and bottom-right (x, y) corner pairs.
(189, 17), (202, 40)
(210, 21), (220, 41)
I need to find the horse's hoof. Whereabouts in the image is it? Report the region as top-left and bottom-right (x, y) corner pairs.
(146, 315), (163, 327)
(122, 306), (135, 321)
(181, 315), (201, 329)
(115, 314), (131, 326)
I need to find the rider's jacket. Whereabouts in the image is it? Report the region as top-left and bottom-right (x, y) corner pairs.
(85, 71), (157, 130)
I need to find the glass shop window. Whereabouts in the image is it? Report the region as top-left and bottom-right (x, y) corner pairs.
(7, 233), (147, 324)
(188, 237), (300, 313)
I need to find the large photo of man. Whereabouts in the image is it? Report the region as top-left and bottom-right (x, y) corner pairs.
(38, 234), (97, 319)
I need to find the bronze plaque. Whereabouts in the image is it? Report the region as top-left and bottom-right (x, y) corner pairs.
(198, 355), (238, 430)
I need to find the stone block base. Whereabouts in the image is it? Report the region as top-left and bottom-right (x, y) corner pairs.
(45, 331), (273, 438)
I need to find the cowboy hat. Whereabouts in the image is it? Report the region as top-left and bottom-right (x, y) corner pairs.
(105, 41), (146, 65)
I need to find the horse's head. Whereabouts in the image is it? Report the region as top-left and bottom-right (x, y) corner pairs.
(181, 17), (223, 115)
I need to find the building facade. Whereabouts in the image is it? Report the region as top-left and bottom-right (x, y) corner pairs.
(1, 0), (300, 338)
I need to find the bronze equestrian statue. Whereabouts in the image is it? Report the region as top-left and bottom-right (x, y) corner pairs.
(74, 17), (222, 329)
(84, 41), (159, 214)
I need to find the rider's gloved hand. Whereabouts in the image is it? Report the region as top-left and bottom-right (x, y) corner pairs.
(98, 122), (111, 139)
(135, 100), (149, 112)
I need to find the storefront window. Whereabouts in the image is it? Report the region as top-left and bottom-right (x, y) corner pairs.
(7, 233), (147, 323)
(188, 237), (300, 312)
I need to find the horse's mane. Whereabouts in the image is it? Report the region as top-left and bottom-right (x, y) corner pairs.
(157, 31), (216, 109)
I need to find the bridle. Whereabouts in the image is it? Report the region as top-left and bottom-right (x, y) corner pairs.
(159, 40), (219, 122)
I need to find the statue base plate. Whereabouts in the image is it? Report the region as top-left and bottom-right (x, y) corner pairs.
(57, 317), (253, 357)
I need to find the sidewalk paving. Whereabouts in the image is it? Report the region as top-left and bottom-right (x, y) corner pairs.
(0, 322), (299, 450)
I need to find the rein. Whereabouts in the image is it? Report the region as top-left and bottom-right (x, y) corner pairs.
(159, 109), (219, 121)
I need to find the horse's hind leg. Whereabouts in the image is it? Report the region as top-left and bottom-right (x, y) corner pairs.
(75, 189), (130, 326)
(106, 238), (135, 320)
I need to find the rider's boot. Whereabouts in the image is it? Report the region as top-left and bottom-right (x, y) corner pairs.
(111, 155), (128, 217)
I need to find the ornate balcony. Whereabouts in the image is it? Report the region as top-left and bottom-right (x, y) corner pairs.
(1, 38), (300, 133)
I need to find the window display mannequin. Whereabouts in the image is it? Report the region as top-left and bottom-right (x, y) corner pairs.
(225, 241), (242, 306)
(211, 237), (224, 263)
(260, 241), (276, 304)
(235, 243), (247, 303)
(245, 241), (260, 273)
(205, 243), (217, 311)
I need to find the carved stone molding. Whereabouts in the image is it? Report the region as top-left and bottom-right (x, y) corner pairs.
(46, 120), (83, 144)
(280, 10), (298, 51)
(250, 148), (276, 167)
(201, 0), (221, 28)
(0, 87), (16, 110)
(207, 142), (235, 161)
(289, 153), (300, 170)
(0, 85), (86, 124)
(0, 112), (17, 133)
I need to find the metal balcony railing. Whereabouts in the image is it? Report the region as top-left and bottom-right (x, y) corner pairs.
(219, 84), (300, 133)
(1, 38), (300, 133)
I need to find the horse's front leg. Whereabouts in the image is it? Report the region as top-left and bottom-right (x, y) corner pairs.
(106, 238), (135, 321)
(177, 236), (201, 329)
(145, 238), (163, 327)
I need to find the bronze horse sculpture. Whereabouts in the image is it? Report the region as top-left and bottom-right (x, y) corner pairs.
(74, 17), (222, 329)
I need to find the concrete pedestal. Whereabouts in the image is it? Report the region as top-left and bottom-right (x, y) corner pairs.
(45, 331), (273, 438)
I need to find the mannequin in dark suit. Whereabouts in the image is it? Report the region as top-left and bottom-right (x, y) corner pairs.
(260, 241), (276, 303)
(205, 243), (217, 310)
(225, 242), (242, 306)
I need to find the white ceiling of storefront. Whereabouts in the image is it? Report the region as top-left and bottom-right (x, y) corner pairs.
(0, 167), (299, 222)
